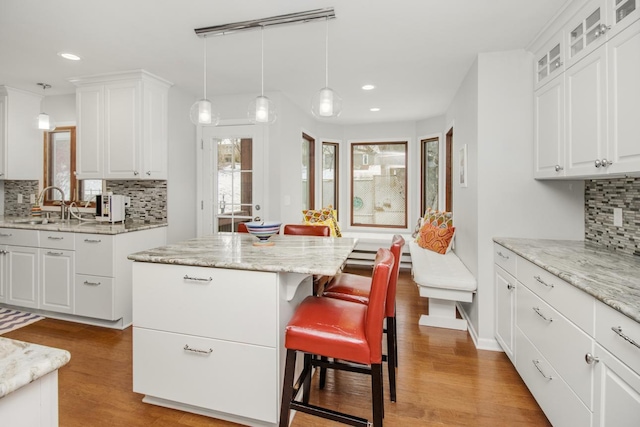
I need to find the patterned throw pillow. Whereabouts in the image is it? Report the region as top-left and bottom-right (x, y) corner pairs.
(423, 207), (453, 228)
(416, 222), (456, 254)
(302, 205), (341, 237)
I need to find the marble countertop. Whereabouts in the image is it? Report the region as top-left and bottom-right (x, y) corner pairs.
(0, 337), (70, 398)
(0, 216), (167, 235)
(494, 238), (640, 324)
(128, 233), (358, 276)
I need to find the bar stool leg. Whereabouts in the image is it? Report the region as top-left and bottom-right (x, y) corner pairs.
(319, 356), (328, 389)
(371, 363), (384, 426)
(279, 349), (297, 427)
(303, 353), (312, 404)
(387, 316), (397, 402)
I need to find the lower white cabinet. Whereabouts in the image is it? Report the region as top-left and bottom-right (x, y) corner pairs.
(494, 243), (640, 427)
(7, 245), (39, 309)
(39, 249), (74, 314)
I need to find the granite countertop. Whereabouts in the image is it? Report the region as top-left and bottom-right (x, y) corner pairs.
(0, 216), (167, 235)
(0, 338), (70, 398)
(128, 233), (358, 276)
(494, 238), (640, 324)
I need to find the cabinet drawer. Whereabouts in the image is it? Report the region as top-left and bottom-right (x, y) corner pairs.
(75, 234), (114, 276)
(0, 228), (38, 247)
(494, 244), (516, 276)
(40, 231), (74, 250)
(518, 258), (594, 334)
(517, 283), (594, 409)
(515, 327), (592, 427)
(596, 301), (640, 376)
(133, 327), (277, 423)
(133, 262), (277, 347)
(75, 274), (115, 320)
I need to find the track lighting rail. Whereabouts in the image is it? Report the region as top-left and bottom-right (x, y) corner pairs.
(194, 7), (335, 37)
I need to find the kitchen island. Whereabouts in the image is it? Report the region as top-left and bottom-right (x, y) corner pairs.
(128, 233), (357, 427)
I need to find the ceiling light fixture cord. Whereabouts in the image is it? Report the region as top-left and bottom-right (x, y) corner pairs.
(261, 26), (264, 96)
(203, 35), (207, 98)
(325, 17), (329, 88)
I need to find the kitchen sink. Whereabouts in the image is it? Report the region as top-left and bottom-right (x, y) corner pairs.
(10, 218), (60, 225)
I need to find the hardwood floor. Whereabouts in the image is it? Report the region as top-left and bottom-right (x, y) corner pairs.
(3, 268), (551, 426)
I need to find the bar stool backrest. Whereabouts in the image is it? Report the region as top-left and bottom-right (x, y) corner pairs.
(366, 248), (394, 364)
(386, 235), (406, 317)
(283, 224), (331, 237)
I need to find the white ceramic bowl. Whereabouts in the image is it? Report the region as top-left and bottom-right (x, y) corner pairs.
(244, 221), (282, 242)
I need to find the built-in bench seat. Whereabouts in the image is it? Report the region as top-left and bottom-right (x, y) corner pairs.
(408, 240), (477, 331)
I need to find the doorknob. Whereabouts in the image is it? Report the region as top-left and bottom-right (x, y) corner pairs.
(254, 216), (261, 222)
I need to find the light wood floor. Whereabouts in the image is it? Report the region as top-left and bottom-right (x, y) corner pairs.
(4, 268), (551, 426)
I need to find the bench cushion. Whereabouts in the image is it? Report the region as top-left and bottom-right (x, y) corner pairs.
(409, 240), (477, 292)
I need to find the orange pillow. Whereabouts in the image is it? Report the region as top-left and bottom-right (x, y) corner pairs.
(416, 222), (456, 254)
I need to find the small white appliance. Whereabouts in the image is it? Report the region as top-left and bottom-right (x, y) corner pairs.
(96, 194), (126, 223)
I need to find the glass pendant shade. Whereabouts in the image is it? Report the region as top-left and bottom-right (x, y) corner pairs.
(36, 112), (56, 131)
(248, 95), (276, 124)
(190, 98), (220, 125)
(312, 87), (342, 118)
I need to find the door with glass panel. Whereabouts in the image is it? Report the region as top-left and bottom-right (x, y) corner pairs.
(200, 125), (264, 235)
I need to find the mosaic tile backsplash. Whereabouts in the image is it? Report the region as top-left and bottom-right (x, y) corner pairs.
(3, 180), (167, 222)
(585, 178), (640, 257)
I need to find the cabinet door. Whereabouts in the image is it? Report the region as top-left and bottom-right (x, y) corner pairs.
(39, 249), (74, 314)
(535, 31), (565, 90)
(495, 265), (516, 362)
(104, 81), (141, 179)
(141, 81), (168, 179)
(567, 0), (609, 68)
(534, 75), (566, 178)
(566, 46), (609, 177)
(76, 85), (104, 179)
(0, 94), (6, 179)
(7, 246), (39, 309)
(0, 245), (7, 302)
(607, 0), (640, 39)
(593, 343), (640, 427)
(75, 234), (114, 277)
(607, 19), (640, 174)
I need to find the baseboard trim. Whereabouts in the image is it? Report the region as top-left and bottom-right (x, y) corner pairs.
(455, 302), (503, 352)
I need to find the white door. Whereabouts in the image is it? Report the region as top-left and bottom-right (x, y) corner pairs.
(198, 125), (265, 236)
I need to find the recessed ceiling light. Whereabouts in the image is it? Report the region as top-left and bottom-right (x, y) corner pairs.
(370, 107), (380, 112)
(58, 52), (81, 61)
(362, 84), (375, 90)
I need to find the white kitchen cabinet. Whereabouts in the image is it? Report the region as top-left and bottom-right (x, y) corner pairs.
(494, 244), (517, 362)
(0, 86), (43, 180)
(565, 44), (609, 177)
(7, 245), (39, 309)
(71, 70), (172, 180)
(534, 30), (565, 90)
(0, 245), (7, 302)
(39, 249), (74, 314)
(606, 18), (640, 174)
(534, 74), (566, 178)
(566, 0), (609, 68)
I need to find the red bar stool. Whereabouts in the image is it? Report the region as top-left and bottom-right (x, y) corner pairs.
(283, 223), (331, 237)
(237, 223), (248, 233)
(279, 248), (394, 427)
(322, 234), (405, 401)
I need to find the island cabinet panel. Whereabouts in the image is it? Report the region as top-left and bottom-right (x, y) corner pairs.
(133, 263), (277, 348)
(133, 328), (277, 424)
(595, 301), (640, 375)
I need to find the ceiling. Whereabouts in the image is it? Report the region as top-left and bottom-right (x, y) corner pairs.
(0, 0), (567, 124)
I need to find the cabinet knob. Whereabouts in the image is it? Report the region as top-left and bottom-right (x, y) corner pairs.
(506, 283), (514, 290)
(601, 158), (613, 167)
(133, 171), (139, 176)
(554, 60), (563, 69)
(584, 353), (600, 364)
(594, 159), (602, 168)
(146, 171), (151, 176)
(554, 165), (564, 172)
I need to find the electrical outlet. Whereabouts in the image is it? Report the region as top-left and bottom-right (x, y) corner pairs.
(613, 208), (623, 227)
(30, 194), (36, 204)
(17, 193), (23, 204)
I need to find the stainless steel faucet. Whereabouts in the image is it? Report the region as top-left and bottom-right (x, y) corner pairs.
(37, 186), (67, 220)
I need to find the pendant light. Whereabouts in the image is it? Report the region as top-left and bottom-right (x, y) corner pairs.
(35, 83), (56, 131)
(248, 27), (276, 124)
(311, 17), (342, 118)
(190, 35), (220, 125)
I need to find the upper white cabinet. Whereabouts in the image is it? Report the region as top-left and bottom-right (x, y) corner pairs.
(533, 0), (640, 179)
(71, 70), (172, 180)
(0, 86), (43, 180)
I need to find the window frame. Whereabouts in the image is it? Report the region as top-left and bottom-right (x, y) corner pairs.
(302, 132), (315, 210)
(420, 136), (440, 214)
(321, 141), (339, 213)
(350, 140), (408, 229)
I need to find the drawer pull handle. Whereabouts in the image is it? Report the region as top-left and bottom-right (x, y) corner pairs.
(47, 251), (64, 256)
(47, 236), (64, 240)
(83, 281), (101, 286)
(84, 239), (102, 243)
(612, 326), (640, 350)
(0, 233), (13, 237)
(533, 275), (554, 288)
(585, 353), (600, 364)
(184, 344), (213, 355)
(183, 275), (213, 283)
(533, 307), (553, 323)
(532, 359), (553, 380)
(497, 251), (509, 260)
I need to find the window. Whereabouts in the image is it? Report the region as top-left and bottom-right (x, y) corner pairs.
(322, 142), (339, 212)
(420, 137), (439, 213)
(351, 141), (407, 228)
(216, 137), (253, 232)
(43, 126), (101, 205)
(302, 133), (315, 210)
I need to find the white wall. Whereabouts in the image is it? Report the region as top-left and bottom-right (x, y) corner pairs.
(166, 86), (198, 243)
(445, 50), (584, 349)
(42, 94), (76, 125)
